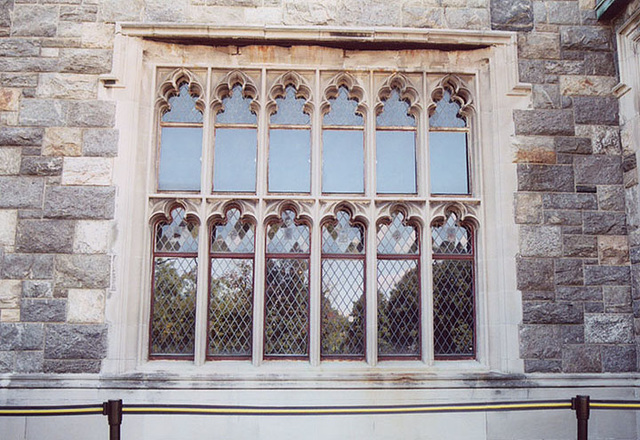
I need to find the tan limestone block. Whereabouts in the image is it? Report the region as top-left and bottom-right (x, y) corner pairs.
(598, 235), (630, 265)
(0, 210), (18, 246)
(81, 23), (115, 49)
(1, 309), (20, 322)
(43, 127), (82, 156)
(67, 289), (105, 323)
(0, 88), (21, 111)
(560, 76), (618, 96)
(0, 148), (21, 175)
(62, 157), (113, 186)
(0, 280), (21, 309)
(37, 73), (98, 100)
(73, 220), (112, 254)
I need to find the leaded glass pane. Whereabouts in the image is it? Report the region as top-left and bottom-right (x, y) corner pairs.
(155, 208), (199, 253)
(429, 131), (469, 195)
(322, 129), (364, 193)
(267, 210), (310, 253)
(433, 259), (474, 357)
(158, 127), (202, 191)
(209, 258), (253, 357)
(377, 212), (418, 255)
(213, 128), (257, 192)
(150, 256), (197, 356)
(377, 259), (420, 357)
(376, 89), (416, 127)
(211, 208), (255, 254)
(432, 213), (471, 255)
(376, 130), (416, 194)
(322, 211), (364, 254)
(323, 86), (364, 126)
(216, 84), (257, 125)
(322, 259), (365, 357)
(268, 128), (311, 193)
(270, 85), (310, 126)
(264, 258), (309, 356)
(162, 83), (203, 124)
(429, 90), (466, 128)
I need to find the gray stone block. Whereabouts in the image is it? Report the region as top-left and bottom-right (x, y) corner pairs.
(547, 1), (580, 24)
(519, 324), (561, 359)
(0, 57), (59, 73)
(584, 53), (616, 76)
(60, 5), (98, 22)
(585, 313), (634, 343)
(20, 299), (66, 322)
(490, 0), (533, 31)
(561, 27), (612, 51)
(524, 359), (562, 373)
(561, 325), (584, 344)
(0, 38), (40, 57)
(593, 126), (621, 155)
(585, 302), (604, 313)
(554, 137), (591, 154)
(15, 350), (43, 373)
(0, 127), (43, 146)
(573, 97), (619, 126)
(20, 156), (63, 176)
(67, 101), (116, 128)
(44, 324), (107, 359)
(0, 177), (43, 209)
(11, 5), (57, 37)
(544, 60), (583, 76)
(598, 186), (626, 211)
(523, 301), (583, 324)
(543, 193), (597, 210)
(622, 153), (637, 172)
(585, 265), (631, 285)
(16, 219), (74, 254)
(556, 286), (602, 301)
(43, 359), (101, 373)
(518, 60), (545, 84)
(22, 280), (53, 298)
(544, 210), (582, 226)
(562, 345), (602, 373)
(532, 84), (561, 109)
(58, 49), (113, 74)
(2, 253), (54, 279)
(604, 286), (632, 313)
(0, 351), (13, 373)
(522, 290), (555, 300)
(0, 73), (39, 88)
(83, 129), (119, 156)
(602, 345), (636, 372)
(0, 323), (44, 351)
(517, 164), (574, 192)
(575, 155), (622, 185)
(444, 8), (490, 30)
(520, 225), (562, 257)
(513, 110), (574, 136)
(18, 99), (67, 127)
(0, 0), (12, 27)
(555, 259), (584, 286)
(517, 258), (555, 291)
(54, 254), (111, 291)
(44, 186), (115, 219)
(583, 212), (626, 235)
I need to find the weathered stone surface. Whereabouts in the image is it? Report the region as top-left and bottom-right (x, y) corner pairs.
(513, 110), (574, 136)
(0, 57), (59, 73)
(44, 324), (107, 359)
(0, 280), (20, 309)
(22, 281), (53, 299)
(515, 192), (542, 224)
(16, 219), (75, 254)
(523, 301), (583, 324)
(555, 259), (583, 286)
(144, 0), (188, 22)
(0, 209), (17, 246)
(559, 76), (617, 96)
(0, 148), (21, 175)
(543, 193), (597, 210)
(602, 345), (636, 372)
(531, 84), (561, 109)
(20, 299), (66, 322)
(575, 155), (622, 185)
(0, 0), (13, 28)
(62, 157), (112, 185)
(2, 254), (54, 280)
(522, 290), (555, 300)
(67, 289), (104, 323)
(0, 352), (13, 373)
(519, 324), (561, 358)
(584, 52), (616, 76)
(20, 156), (63, 176)
(563, 235), (597, 258)
(67, 100), (116, 128)
(54, 255), (110, 291)
(524, 359), (562, 373)
(561, 324), (585, 344)
(83, 128), (118, 157)
(0, 73), (38, 88)
(58, 49), (112, 74)
(43, 186), (115, 219)
(36, 73), (97, 100)
(73, 220), (111, 254)
(562, 345), (602, 372)
(554, 137), (592, 154)
(593, 125), (621, 155)
(598, 235), (630, 266)
(0, 88), (20, 112)
(520, 225), (562, 257)
(490, 0), (532, 31)
(60, 5), (98, 22)
(18, 99), (67, 127)
(401, 2), (444, 28)
(98, 0), (144, 22)
(0, 127), (44, 146)
(0, 323), (44, 350)
(598, 186), (625, 211)
(43, 127), (82, 156)
(15, 351), (43, 373)
(545, 59), (583, 76)
(11, 5), (57, 37)
(585, 313), (634, 343)
(517, 258), (554, 291)
(517, 164), (574, 192)
(547, 1), (580, 24)
(519, 60), (544, 84)
(0, 177), (43, 209)
(517, 32), (559, 59)
(443, 8), (489, 30)
(573, 97), (619, 125)
(583, 212), (626, 235)
(585, 265), (631, 285)
(604, 286), (632, 313)
(0, 39), (39, 58)
(561, 26), (611, 51)
(544, 210), (582, 226)
(81, 22), (114, 49)
(43, 359), (101, 373)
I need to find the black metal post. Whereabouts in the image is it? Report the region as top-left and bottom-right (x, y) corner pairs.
(571, 395), (590, 440)
(103, 400), (123, 440)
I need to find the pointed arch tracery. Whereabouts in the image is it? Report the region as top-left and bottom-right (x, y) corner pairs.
(428, 75), (474, 121)
(156, 68), (206, 117)
(211, 70), (260, 118)
(375, 73), (421, 121)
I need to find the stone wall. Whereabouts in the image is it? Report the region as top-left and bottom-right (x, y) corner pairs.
(0, 0), (634, 374)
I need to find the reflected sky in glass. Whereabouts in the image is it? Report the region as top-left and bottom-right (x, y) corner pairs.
(376, 130), (416, 194)
(429, 131), (469, 194)
(162, 83), (203, 124)
(270, 86), (310, 126)
(377, 89), (415, 127)
(269, 129), (311, 193)
(322, 130), (364, 193)
(214, 128), (257, 192)
(323, 86), (364, 126)
(158, 127), (202, 191)
(216, 84), (257, 125)
(429, 90), (466, 128)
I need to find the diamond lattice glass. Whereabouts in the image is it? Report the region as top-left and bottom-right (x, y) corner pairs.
(377, 212), (418, 254)
(322, 211), (364, 254)
(267, 210), (310, 253)
(211, 208), (255, 254)
(155, 208), (199, 254)
(431, 213), (471, 255)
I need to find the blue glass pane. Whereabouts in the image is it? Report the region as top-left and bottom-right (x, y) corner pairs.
(158, 127), (202, 191)
(322, 130), (364, 193)
(376, 89), (415, 128)
(429, 131), (469, 194)
(429, 90), (466, 128)
(270, 86), (310, 126)
(216, 84), (257, 125)
(162, 83), (203, 124)
(214, 128), (257, 192)
(269, 129), (311, 193)
(323, 86), (364, 126)
(376, 130), (416, 194)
